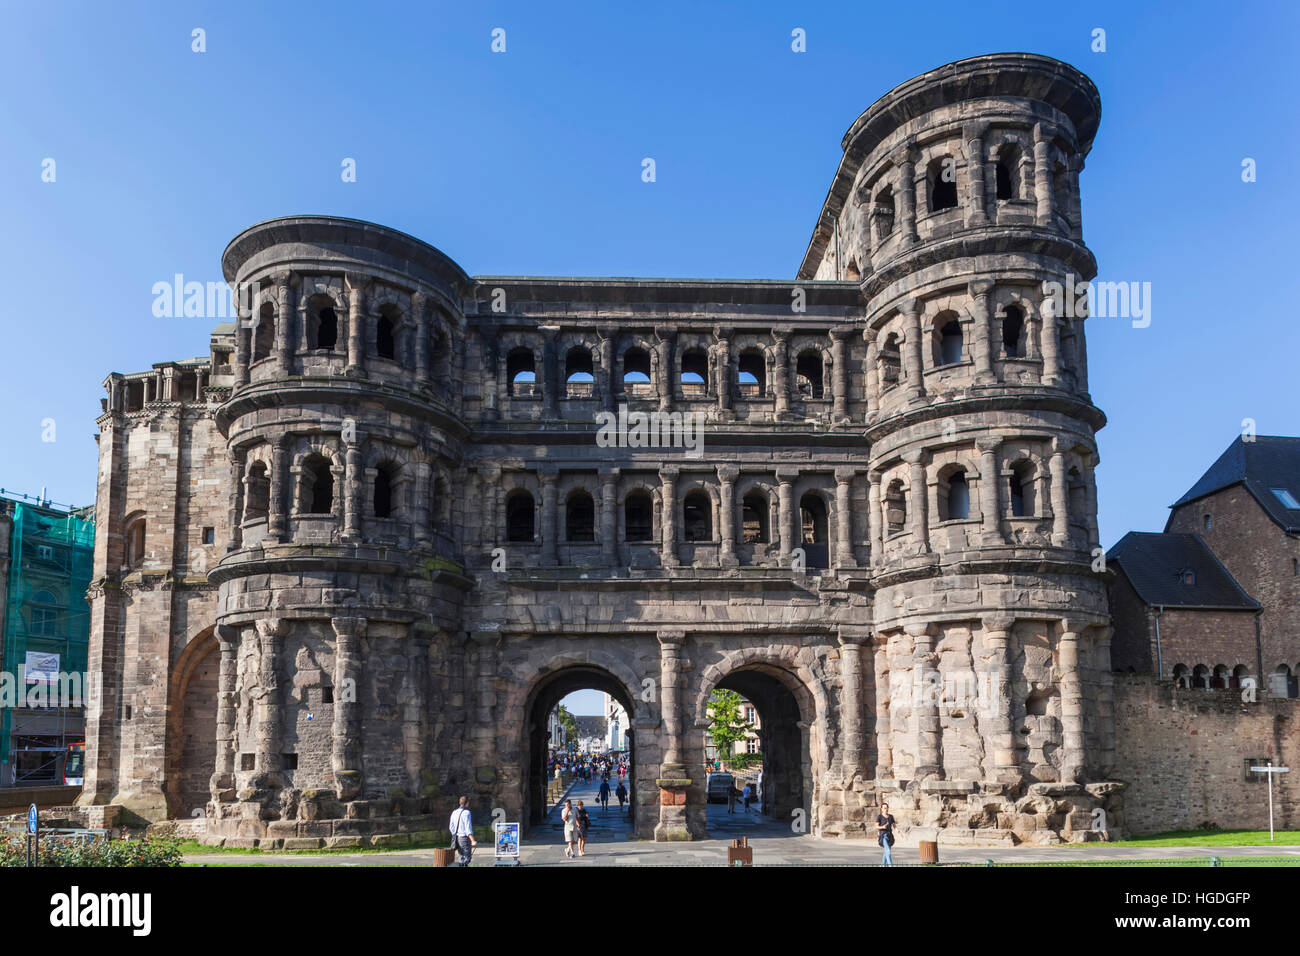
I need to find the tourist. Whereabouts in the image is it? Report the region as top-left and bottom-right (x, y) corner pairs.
(876, 802), (896, 866)
(449, 796), (477, 866)
(727, 782), (738, 814)
(598, 777), (611, 811)
(576, 800), (591, 856)
(616, 780), (627, 813)
(742, 783), (753, 813)
(562, 798), (577, 859)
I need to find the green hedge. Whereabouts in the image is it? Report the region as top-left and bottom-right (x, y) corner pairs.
(0, 835), (183, 867)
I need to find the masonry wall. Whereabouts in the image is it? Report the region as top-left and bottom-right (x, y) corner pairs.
(1113, 675), (1299, 834)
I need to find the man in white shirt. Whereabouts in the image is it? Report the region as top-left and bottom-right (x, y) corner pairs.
(450, 796), (477, 866)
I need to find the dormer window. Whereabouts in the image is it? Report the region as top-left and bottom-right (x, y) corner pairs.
(1176, 568), (1195, 586)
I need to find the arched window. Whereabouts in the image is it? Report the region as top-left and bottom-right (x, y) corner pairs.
(930, 157), (958, 211)
(1192, 664), (1210, 690)
(1171, 663), (1189, 689)
(506, 490), (535, 542)
(683, 491), (711, 543)
(1001, 305), (1025, 358)
(1231, 664), (1250, 690)
(622, 347), (652, 398)
(1068, 466), (1086, 525)
(1211, 665), (1229, 689)
(565, 490), (596, 542)
(302, 455), (334, 515)
(310, 298), (339, 351)
(680, 348), (708, 398)
(125, 517), (146, 568)
(253, 302), (275, 362)
(507, 347), (536, 397)
(936, 317), (963, 366)
(742, 491), (769, 544)
(885, 479), (907, 536)
(244, 462), (270, 522)
(1009, 461), (1036, 517)
(565, 347), (594, 398)
(879, 333), (902, 389)
(373, 462), (399, 519)
(799, 493), (828, 568)
(624, 491), (653, 542)
(995, 145), (1021, 201)
(376, 308), (397, 360)
(873, 185), (895, 241)
(1276, 663), (1299, 698)
(795, 351), (824, 399)
(737, 349), (766, 397)
(940, 467), (970, 521)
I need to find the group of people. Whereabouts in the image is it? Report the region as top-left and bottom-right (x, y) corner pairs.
(549, 751), (630, 784)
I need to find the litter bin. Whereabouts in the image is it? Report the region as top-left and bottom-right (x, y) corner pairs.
(432, 847), (457, 867)
(918, 840), (939, 864)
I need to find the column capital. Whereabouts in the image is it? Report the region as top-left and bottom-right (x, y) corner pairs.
(411, 290), (431, 314)
(598, 324), (618, 342)
(214, 623), (241, 649)
(599, 467), (621, 486)
(976, 436), (1002, 455)
(868, 468), (884, 485)
(1059, 616), (1094, 638)
(255, 617), (291, 639)
(963, 120), (990, 142)
(344, 271), (370, 292)
(890, 140), (919, 167)
(658, 464), (680, 481)
(270, 270), (295, 289)
(716, 464), (739, 483)
(654, 325), (675, 341)
(900, 297), (922, 318)
(775, 466), (800, 484)
(902, 448), (926, 466)
(330, 616), (367, 639)
(468, 629), (501, 648)
(838, 625), (873, 647)
(983, 613), (1016, 633)
(903, 621), (934, 639)
(834, 466), (858, 483)
(538, 464), (560, 483)
(830, 325), (854, 341)
(713, 325), (734, 341)
(657, 629), (686, 648)
(968, 278), (995, 297)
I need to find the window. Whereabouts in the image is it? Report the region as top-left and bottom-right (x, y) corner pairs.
(885, 479), (907, 536)
(683, 491), (711, 543)
(125, 518), (147, 567)
(795, 351), (824, 399)
(742, 491), (769, 544)
(202, 527), (215, 545)
(1293, 558), (1298, 577)
(936, 317), (963, 366)
(282, 753), (298, 771)
(624, 491), (653, 542)
(930, 158), (958, 211)
(879, 333), (902, 389)
(315, 306), (338, 351)
(1179, 569), (1195, 586)
(507, 347), (536, 397)
(995, 161), (1013, 200)
(1271, 488), (1300, 509)
(1009, 462), (1036, 517)
(1203, 513), (1212, 532)
(940, 468), (970, 521)
(322, 686), (334, 704)
(303, 455), (335, 514)
(565, 491), (596, 542)
(1001, 306), (1025, 358)
(800, 494), (828, 568)
(31, 591), (58, 636)
(744, 706), (755, 724)
(737, 350), (766, 397)
(373, 463), (399, 519)
(746, 739), (758, 754)
(1244, 757), (1270, 783)
(872, 186), (895, 240)
(680, 348), (708, 398)
(506, 491), (535, 542)
(376, 310), (397, 360)
(995, 145), (1021, 201)
(622, 348), (652, 398)
(36, 545), (54, 561)
(1171, 663), (1189, 688)
(244, 462), (270, 522)
(253, 302), (275, 362)
(565, 347), (594, 398)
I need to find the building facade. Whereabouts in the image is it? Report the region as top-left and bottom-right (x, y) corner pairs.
(82, 53), (1122, 847)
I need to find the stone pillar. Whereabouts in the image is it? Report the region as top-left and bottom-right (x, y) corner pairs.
(539, 467), (559, 567)
(977, 438), (1004, 545)
(1058, 620), (1089, 783)
(713, 326), (732, 416)
(863, 329), (878, 419)
(895, 143), (919, 243)
(901, 298), (924, 403)
(981, 614), (1018, 779)
(659, 465), (679, 568)
(541, 328), (559, 418)
(599, 327), (617, 413)
(234, 306), (251, 387)
(470, 632), (499, 789)
(904, 450), (929, 554)
(330, 616), (364, 799)
(253, 617), (289, 786)
(655, 629), (692, 841)
(413, 291), (430, 386)
(776, 467), (797, 567)
(772, 330), (791, 419)
(1066, 156), (1084, 240)
(1033, 124), (1054, 227)
(405, 624), (433, 793)
(600, 469), (618, 565)
(345, 273), (367, 377)
(274, 274), (295, 376)
(907, 622), (941, 778)
(717, 465), (738, 568)
(964, 122), (989, 226)
(656, 326), (675, 413)
(267, 434), (290, 544)
(1084, 454), (1100, 552)
(161, 366), (177, 402)
(225, 451), (245, 552)
(872, 636), (893, 780)
(834, 467), (857, 568)
(867, 469), (883, 568)
(1040, 291), (1062, 386)
(211, 624), (240, 793)
(342, 439), (362, 543)
(413, 459), (432, 550)
(969, 278), (996, 385)
(1049, 441), (1069, 546)
(838, 626), (871, 781)
(830, 327), (850, 421)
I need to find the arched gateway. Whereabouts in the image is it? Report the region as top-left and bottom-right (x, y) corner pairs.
(83, 54), (1123, 847)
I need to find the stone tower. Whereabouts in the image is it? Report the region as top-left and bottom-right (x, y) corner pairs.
(799, 53), (1117, 835)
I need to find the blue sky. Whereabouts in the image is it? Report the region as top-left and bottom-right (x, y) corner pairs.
(2, 0), (1296, 577)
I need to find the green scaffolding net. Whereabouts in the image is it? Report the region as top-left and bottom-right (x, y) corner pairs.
(1, 499), (94, 784)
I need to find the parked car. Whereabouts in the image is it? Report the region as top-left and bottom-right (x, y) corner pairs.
(706, 772), (735, 804)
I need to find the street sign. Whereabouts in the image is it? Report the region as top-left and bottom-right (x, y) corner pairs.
(1249, 763), (1290, 840)
(27, 803), (37, 835)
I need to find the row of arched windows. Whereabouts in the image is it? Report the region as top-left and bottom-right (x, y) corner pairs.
(880, 459), (1086, 532)
(240, 457), (449, 527)
(877, 305), (1030, 389)
(1171, 663), (1300, 698)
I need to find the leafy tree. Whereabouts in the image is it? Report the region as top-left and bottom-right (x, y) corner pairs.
(555, 704), (579, 751)
(707, 689), (747, 761)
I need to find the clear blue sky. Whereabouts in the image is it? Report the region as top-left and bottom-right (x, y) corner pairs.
(1, 0), (1296, 554)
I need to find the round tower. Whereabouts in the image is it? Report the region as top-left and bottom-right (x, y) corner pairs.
(204, 217), (471, 844)
(807, 54), (1118, 841)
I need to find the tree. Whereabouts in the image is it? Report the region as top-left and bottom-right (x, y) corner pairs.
(555, 704), (579, 751)
(707, 689), (747, 762)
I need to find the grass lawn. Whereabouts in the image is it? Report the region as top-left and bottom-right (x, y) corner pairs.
(1070, 829), (1300, 848)
(177, 826), (493, 857)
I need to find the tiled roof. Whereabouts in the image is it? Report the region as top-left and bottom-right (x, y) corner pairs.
(1107, 532), (1259, 610)
(1170, 435), (1300, 532)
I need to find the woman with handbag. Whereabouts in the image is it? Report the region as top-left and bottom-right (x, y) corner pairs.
(575, 800), (591, 856)
(876, 802), (897, 866)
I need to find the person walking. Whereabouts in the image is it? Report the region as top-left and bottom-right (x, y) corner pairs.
(598, 778), (611, 812)
(742, 783), (753, 813)
(561, 798), (577, 859)
(575, 800), (591, 856)
(449, 796), (477, 866)
(876, 802), (896, 866)
(616, 780), (627, 813)
(726, 782), (737, 814)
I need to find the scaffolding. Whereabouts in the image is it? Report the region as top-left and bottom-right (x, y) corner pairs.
(0, 495), (94, 786)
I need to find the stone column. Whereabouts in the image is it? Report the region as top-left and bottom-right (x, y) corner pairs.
(717, 465), (738, 568)
(1049, 441), (1069, 546)
(470, 631), (499, 788)
(894, 143), (919, 243)
(234, 305), (251, 387)
(539, 467), (559, 567)
(834, 467), (857, 568)
(541, 328), (559, 418)
(211, 624), (240, 793)
(776, 467), (797, 567)
(413, 459), (432, 550)
(867, 469), (883, 568)
(600, 469), (618, 565)
(1033, 124), (1054, 227)
(901, 298), (924, 403)
(161, 366), (177, 402)
(830, 327), (850, 421)
(905, 450), (929, 554)
(872, 636), (893, 780)
(907, 622), (941, 778)
(655, 629), (692, 841)
(772, 330), (791, 419)
(977, 438), (1004, 545)
(863, 329), (878, 419)
(838, 626), (871, 780)
(656, 326), (675, 413)
(1084, 455), (1100, 552)
(345, 273), (367, 377)
(1066, 156), (1084, 240)
(253, 617), (289, 786)
(1040, 290), (1062, 386)
(1057, 619), (1089, 783)
(267, 434), (291, 544)
(405, 624), (433, 793)
(225, 451), (245, 552)
(330, 616), (364, 799)
(969, 278), (996, 385)
(964, 122), (989, 226)
(274, 273), (295, 376)
(713, 326), (732, 416)
(342, 439), (362, 543)
(981, 614), (1018, 780)
(412, 291), (430, 386)
(599, 327), (617, 413)
(659, 465), (679, 568)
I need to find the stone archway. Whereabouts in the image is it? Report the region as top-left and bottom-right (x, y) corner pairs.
(165, 626), (219, 819)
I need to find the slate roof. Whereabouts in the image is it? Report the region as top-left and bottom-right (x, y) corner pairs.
(574, 716), (607, 739)
(1169, 435), (1300, 532)
(1107, 531), (1259, 610)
